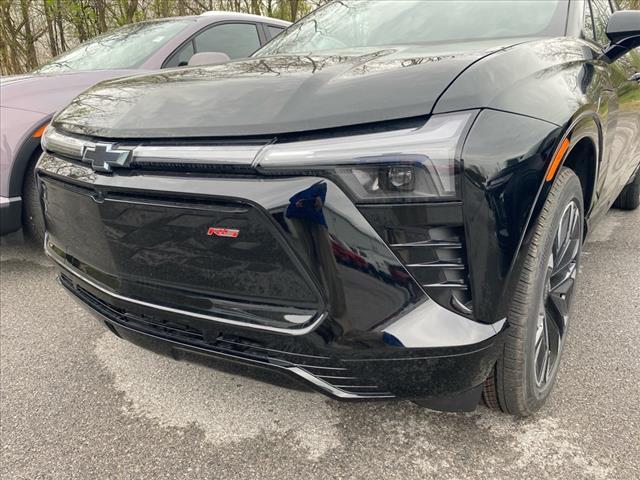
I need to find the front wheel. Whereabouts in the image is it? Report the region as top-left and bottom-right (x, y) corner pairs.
(483, 168), (584, 416)
(22, 152), (45, 246)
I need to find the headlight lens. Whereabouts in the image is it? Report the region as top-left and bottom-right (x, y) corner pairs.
(257, 111), (476, 203)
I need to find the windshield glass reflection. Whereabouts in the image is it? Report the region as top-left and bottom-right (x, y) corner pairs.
(36, 20), (190, 73)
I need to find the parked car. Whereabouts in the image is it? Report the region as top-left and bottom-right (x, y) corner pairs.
(0, 12), (290, 243)
(37, 0), (639, 416)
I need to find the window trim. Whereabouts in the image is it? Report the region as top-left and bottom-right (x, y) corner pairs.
(586, 0), (598, 43)
(165, 38), (195, 68)
(162, 20), (265, 69)
(256, 23), (269, 43)
(264, 23), (287, 41)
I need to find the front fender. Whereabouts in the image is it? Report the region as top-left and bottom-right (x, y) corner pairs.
(462, 108), (604, 323)
(433, 38), (611, 128)
(461, 110), (562, 322)
(0, 107), (49, 198)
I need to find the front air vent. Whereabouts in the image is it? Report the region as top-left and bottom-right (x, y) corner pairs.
(388, 226), (472, 315)
(358, 203), (473, 316)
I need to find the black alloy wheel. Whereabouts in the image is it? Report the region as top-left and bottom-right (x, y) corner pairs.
(483, 168), (584, 416)
(534, 200), (580, 388)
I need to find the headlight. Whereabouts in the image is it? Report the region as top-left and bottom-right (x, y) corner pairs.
(257, 111), (477, 203)
(41, 125), (87, 159)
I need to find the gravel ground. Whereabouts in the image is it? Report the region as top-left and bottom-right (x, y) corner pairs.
(1, 208), (639, 480)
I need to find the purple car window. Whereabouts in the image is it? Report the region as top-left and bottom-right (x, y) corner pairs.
(194, 23), (261, 59)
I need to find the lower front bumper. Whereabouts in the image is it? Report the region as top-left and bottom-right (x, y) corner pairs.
(58, 265), (507, 411)
(0, 196), (21, 235)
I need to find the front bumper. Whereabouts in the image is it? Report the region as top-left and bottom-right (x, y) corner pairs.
(54, 256), (506, 410)
(39, 152), (507, 410)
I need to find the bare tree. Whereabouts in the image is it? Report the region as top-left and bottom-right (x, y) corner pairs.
(0, 0), (328, 75)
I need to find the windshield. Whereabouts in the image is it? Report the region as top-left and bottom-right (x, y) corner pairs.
(36, 20), (191, 73)
(257, 0), (565, 56)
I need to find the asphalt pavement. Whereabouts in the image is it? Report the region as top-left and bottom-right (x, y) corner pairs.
(1, 208), (639, 479)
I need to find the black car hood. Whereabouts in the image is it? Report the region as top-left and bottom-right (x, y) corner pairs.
(53, 39), (528, 139)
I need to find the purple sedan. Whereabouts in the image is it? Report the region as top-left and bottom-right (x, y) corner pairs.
(0, 11), (289, 242)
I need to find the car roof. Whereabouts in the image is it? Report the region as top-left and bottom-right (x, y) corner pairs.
(195, 11), (291, 27)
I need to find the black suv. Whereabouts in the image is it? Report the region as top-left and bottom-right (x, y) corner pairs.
(38, 0), (640, 415)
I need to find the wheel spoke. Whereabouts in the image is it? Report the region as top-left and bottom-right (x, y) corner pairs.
(545, 298), (565, 342)
(554, 239), (579, 274)
(567, 203), (579, 239)
(534, 313), (546, 355)
(544, 344), (553, 383)
(550, 261), (577, 293)
(547, 288), (570, 338)
(540, 318), (551, 384)
(548, 292), (568, 319)
(554, 208), (571, 261)
(554, 203), (580, 269)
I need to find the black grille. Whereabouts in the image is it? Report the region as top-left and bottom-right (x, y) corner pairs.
(60, 274), (392, 398)
(42, 175), (324, 330)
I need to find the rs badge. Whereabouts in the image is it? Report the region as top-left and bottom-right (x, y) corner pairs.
(207, 227), (240, 238)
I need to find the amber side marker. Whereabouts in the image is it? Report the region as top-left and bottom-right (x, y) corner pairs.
(546, 138), (571, 182)
(32, 123), (49, 138)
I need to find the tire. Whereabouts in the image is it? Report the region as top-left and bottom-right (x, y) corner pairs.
(613, 169), (640, 210)
(21, 150), (45, 247)
(483, 168), (584, 416)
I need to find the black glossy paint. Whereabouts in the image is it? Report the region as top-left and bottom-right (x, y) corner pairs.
(38, 1), (640, 408)
(461, 110), (563, 322)
(52, 38), (531, 138)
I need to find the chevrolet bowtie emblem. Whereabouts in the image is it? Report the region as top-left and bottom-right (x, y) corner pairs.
(82, 144), (132, 173)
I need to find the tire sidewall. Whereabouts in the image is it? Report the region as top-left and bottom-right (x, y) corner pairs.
(521, 171), (584, 411)
(22, 151), (46, 246)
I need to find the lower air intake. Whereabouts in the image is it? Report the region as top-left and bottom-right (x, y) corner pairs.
(389, 226), (473, 315)
(60, 274), (393, 398)
(359, 204), (473, 316)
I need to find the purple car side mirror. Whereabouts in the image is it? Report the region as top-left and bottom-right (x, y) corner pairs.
(187, 52), (231, 67)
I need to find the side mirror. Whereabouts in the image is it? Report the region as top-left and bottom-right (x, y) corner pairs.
(602, 10), (640, 62)
(187, 52), (231, 67)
